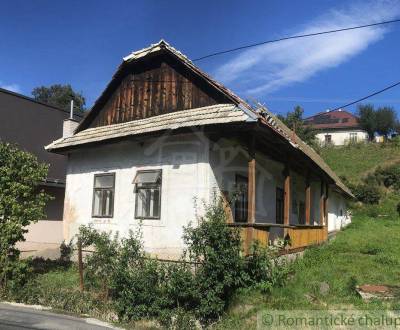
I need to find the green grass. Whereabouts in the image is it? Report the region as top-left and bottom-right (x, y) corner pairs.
(319, 142), (400, 184)
(217, 195), (400, 329)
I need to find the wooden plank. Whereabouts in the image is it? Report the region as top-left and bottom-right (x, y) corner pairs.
(247, 137), (256, 223)
(246, 136), (256, 254)
(77, 239), (84, 292)
(320, 180), (325, 225)
(305, 175), (311, 225)
(84, 54), (232, 129)
(283, 165), (290, 226)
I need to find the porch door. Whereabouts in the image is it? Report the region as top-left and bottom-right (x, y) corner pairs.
(234, 175), (248, 223)
(276, 187), (284, 224)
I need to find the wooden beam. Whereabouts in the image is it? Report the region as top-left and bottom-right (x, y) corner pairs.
(247, 136), (256, 223)
(320, 180), (325, 225)
(283, 165), (290, 226)
(324, 183), (329, 227)
(246, 135), (256, 254)
(305, 174), (311, 225)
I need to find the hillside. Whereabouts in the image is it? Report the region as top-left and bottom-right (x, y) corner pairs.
(319, 142), (400, 183)
(218, 142), (400, 330)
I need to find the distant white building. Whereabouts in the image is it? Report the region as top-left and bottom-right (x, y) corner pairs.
(304, 109), (369, 146)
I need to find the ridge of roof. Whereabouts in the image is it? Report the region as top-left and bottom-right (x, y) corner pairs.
(304, 109), (358, 121)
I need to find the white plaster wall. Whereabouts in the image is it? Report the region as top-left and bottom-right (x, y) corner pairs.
(64, 133), (211, 259)
(316, 130), (368, 146)
(63, 132), (350, 258)
(327, 190), (351, 232)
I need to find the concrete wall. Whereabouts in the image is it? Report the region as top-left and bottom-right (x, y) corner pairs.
(18, 185), (65, 257)
(17, 220), (63, 251)
(316, 129), (368, 146)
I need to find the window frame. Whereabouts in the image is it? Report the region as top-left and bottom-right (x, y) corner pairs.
(349, 132), (358, 143)
(134, 169), (162, 220)
(234, 174), (248, 223)
(91, 172), (115, 218)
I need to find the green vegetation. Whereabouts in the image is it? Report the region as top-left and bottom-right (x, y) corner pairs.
(320, 142), (400, 184)
(1, 199), (288, 328)
(0, 143), (50, 293)
(32, 84), (86, 114)
(217, 194), (400, 329)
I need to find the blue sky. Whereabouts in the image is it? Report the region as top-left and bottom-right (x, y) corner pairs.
(0, 0), (399, 117)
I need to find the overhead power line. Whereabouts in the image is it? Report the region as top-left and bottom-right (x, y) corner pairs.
(193, 19), (400, 61)
(330, 80), (400, 111)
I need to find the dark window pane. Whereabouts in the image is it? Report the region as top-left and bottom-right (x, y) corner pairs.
(95, 175), (114, 188)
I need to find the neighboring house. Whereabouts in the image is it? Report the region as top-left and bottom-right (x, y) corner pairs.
(304, 109), (369, 146)
(0, 88), (81, 254)
(46, 41), (353, 259)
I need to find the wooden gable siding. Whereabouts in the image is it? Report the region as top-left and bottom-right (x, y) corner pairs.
(87, 56), (232, 129)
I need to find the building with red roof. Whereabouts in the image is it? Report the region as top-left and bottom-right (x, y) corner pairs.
(304, 109), (369, 145)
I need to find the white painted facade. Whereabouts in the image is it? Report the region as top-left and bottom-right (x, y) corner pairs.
(63, 132), (350, 258)
(316, 129), (369, 146)
(327, 191), (351, 232)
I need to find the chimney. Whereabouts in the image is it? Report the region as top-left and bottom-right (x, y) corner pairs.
(63, 100), (79, 138)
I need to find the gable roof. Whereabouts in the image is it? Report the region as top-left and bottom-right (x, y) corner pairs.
(76, 40), (248, 132)
(46, 40), (353, 198)
(304, 109), (361, 130)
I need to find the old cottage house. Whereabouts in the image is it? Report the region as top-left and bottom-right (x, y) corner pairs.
(46, 41), (353, 258)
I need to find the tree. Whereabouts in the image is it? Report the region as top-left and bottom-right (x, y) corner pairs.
(277, 105), (316, 145)
(357, 104), (376, 141)
(0, 143), (50, 286)
(32, 84), (86, 114)
(375, 106), (397, 139)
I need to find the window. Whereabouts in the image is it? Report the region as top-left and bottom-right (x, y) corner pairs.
(234, 175), (248, 222)
(349, 133), (357, 143)
(325, 134), (332, 144)
(92, 173), (115, 218)
(276, 187), (284, 224)
(134, 170), (162, 219)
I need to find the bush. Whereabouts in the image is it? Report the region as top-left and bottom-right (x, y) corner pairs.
(0, 143), (50, 290)
(243, 241), (289, 293)
(75, 197), (287, 326)
(78, 226), (120, 295)
(375, 164), (400, 190)
(183, 198), (245, 324)
(352, 184), (381, 204)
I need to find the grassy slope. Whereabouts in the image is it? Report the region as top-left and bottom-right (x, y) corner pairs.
(217, 143), (400, 329)
(319, 143), (400, 183)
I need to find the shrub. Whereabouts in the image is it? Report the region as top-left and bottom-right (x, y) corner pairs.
(352, 184), (381, 204)
(183, 198), (244, 324)
(78, 225), (121, 295)
(59, 240), (73, 264)
(375, 164), (400, 190)
(0, 143), (50, 289)
(76, 197), (288, 326)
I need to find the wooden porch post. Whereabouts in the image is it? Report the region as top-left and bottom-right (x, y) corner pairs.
(305, 174), (311, 225)
(246, 135), (256, 253)
(324, 183), (329, 238)
(320, 180), (325, 225)
(283, 165), (290, 226)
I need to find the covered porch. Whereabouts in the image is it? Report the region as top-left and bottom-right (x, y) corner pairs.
(209, 124), (332, 254)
